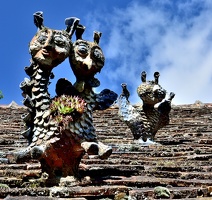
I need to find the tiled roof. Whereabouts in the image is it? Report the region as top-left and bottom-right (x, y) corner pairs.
(0, 103), (212, 199)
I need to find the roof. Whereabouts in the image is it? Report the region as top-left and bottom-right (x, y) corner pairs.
(0, 103), (212, 199)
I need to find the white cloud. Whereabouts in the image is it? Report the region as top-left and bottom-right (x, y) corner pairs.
(85, 0), (212, 104)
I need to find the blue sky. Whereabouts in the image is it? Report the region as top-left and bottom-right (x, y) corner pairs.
(0, 0), (212, 105)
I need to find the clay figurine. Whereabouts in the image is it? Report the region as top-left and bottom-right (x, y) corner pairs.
(118, 71), (175, 142)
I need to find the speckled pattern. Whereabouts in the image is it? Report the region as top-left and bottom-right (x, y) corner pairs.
(118, 71), (175, 141)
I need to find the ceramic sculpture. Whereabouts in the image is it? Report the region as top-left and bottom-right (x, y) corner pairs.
(118, 71), (175, 142)
(17, 12), (117, 184)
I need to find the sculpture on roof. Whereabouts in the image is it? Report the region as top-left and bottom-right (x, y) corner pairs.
(17, 11), (117, 184)
(118, 71), (175, 142)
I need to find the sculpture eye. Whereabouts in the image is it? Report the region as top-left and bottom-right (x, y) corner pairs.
(37, 34), (47, 44)
(93, 49), (101, 59)
(54, 36), (66, 47)
(77, 43), (89, 56)
(91, 48), (104, 61)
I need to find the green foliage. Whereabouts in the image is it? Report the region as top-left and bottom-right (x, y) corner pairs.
(0, 90), (3, 99)
(51, 100), (74, 114)
(50, 95), (86, 128)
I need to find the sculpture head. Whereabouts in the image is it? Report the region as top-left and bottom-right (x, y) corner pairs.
(29, 12), (79, 69)
(69, 26), (105, 81)
(137, 71), (166, 106)
(29, 28), (71, 68)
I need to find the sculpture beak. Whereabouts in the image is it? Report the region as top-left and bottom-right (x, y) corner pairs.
(82, 57), (93, 70)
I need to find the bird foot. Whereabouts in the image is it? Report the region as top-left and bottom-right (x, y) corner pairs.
(81, 141), (112, 160)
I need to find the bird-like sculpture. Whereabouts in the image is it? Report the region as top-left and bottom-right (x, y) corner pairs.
(16, 12), (117, 185)
(118, 71), (175, 142)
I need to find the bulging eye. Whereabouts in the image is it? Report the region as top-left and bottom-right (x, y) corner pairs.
(54, 36), (66, 47)
(93, 49), (101, 59)
(77, 44), (89, 56)
(91, 48), (104, 62)
(37, 34), (47, 45)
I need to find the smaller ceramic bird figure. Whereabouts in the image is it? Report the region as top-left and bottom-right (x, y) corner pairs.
(118, 70), (175, 142)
